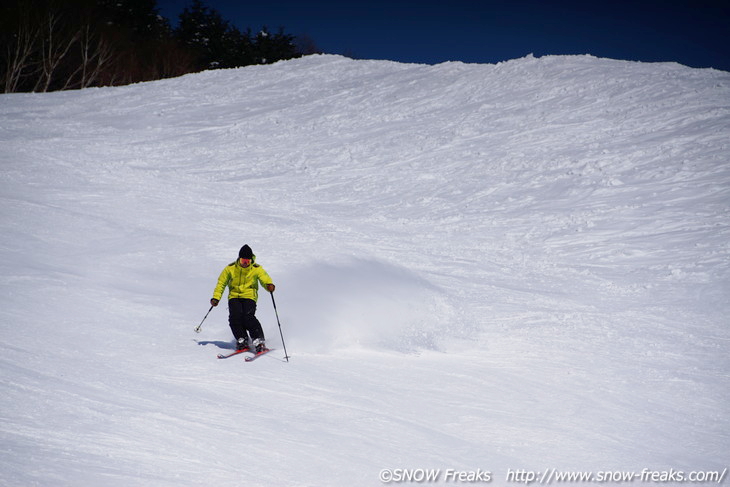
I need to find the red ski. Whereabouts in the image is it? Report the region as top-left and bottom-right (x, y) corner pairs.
(244, 348), (274, 362)
(217, 348), (250, 359)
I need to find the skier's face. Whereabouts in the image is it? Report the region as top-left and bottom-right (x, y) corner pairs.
(239, 258), (252, 267)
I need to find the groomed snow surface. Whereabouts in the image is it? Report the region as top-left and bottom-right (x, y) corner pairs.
(1, 54), (728, 486)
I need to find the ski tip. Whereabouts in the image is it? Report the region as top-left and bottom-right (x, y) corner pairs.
(244, 348), (273, 361)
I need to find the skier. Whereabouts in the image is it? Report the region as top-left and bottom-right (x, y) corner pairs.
(210, 244), (275, 353)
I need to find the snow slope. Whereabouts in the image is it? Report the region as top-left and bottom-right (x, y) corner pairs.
(1, 54), (729, 486)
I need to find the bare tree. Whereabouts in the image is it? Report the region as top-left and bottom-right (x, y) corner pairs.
(34, 7), (80, 92)
(2, 3), (40, 93)
(62, 21), (114, 90)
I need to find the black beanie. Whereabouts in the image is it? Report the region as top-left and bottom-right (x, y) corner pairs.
(239, 244), (253, 259)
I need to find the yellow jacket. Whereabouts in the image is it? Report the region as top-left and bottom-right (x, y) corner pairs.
(212, 256), (273, 302)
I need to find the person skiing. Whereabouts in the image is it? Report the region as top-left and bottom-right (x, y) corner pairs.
(210, 244), (275, 353)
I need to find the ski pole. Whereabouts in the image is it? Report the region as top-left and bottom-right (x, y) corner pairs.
(271, 293), (290, 362)
(194, 305), (214, 333)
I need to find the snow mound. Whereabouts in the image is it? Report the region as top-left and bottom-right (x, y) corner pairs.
(280, 257), (456, 352)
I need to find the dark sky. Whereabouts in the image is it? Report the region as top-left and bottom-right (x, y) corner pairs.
(157, 0), (730, 71)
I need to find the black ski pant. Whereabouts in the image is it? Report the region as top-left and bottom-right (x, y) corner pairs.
(228, 298), (265, 343)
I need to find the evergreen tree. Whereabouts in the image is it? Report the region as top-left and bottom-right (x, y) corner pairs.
(98, 0), (170, 39)
(92, 0), (185, 85)
(175, 0), (234, 70)
(252, 27), (299, 65)
(175, 1), (302, 70)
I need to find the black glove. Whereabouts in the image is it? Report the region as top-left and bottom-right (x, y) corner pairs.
(265, 284), (275, 293)
(210, 298), (219, 307)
